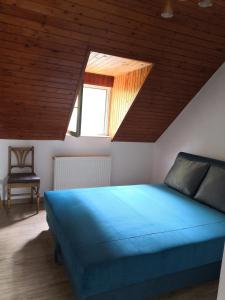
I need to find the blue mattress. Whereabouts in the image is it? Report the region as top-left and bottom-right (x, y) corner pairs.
(44, 184), (225, 299)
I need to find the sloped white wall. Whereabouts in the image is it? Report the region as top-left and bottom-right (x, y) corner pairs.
(153, 62), (225, 183)
(0, 136), (153, 198)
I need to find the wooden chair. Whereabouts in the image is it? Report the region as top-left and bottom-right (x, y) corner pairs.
(7, 146), (40, 213)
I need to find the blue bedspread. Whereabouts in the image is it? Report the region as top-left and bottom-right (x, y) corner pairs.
(44, 184), (225, 299)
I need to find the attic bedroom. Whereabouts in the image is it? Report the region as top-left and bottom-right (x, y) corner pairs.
(1, 1), (225, 300)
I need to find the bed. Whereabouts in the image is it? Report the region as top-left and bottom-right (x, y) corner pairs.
(44, 152), (225, 300)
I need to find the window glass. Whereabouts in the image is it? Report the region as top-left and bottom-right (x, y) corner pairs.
(68, 85), (110, 137)
(81, 86), (109, 136)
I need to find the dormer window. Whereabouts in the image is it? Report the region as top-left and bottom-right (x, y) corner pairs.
(68, 51), (152, 139)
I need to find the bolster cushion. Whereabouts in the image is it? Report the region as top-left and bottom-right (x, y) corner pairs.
(164, 156), (209, 197)
(195, 166), (225, 213)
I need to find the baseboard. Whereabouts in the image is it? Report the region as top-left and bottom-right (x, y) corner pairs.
(1, 197), (44, 206)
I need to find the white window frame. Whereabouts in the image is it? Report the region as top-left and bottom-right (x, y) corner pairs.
(67, 86), (83, 137)
(81, 84), (111, 137)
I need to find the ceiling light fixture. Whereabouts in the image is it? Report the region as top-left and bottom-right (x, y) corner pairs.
(161, 0), (213, 19)
(198, 0), (213, 8)
(161, 0), (174, 18)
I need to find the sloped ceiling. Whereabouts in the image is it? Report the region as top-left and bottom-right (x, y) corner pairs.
(0, 0), (225, 141)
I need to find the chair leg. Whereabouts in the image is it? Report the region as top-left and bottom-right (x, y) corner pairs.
(36, 186), (40, 214)
(31, 187), (34, 203)
(7, 186), (11, 209)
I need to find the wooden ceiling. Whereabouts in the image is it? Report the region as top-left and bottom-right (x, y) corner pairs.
(0, 0), (225, 141)
(86, 51), (151, 76)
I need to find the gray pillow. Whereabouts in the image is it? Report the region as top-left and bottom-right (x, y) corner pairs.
(164, 156), (209, 197)
(195, 166), (225, 213)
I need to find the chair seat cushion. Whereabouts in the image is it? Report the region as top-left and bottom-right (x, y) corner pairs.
(8, 173), (40, 184)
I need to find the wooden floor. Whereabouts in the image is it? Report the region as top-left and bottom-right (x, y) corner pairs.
(0, 204), (219, 300)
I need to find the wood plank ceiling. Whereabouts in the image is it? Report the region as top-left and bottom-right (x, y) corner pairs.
(86, 51), (151, 76)
(0, 0), (225, 141)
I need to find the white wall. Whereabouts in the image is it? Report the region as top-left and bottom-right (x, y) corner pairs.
(0, 135), (153, 198)
(111, 142), (154, 185)
(153, 62), (225, 183)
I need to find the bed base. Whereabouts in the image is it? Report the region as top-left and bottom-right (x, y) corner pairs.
(86, 261), (220, 300)
(52, 229), (220, 300)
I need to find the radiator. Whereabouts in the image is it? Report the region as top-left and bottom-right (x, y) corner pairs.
(53, 156), (111, 190)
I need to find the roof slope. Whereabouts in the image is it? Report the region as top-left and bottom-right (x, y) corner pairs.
(0, 0), (225, 141)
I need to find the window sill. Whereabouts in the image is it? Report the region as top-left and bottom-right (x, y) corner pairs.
(67, 132), (111, 139)
(81, 134), (110, 138)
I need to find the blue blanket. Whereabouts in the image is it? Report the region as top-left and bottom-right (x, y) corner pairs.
(44, 184), (225, 299)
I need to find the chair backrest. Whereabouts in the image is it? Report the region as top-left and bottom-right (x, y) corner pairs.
(8, 146), (34, 175)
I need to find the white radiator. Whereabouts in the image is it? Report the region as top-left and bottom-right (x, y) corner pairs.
(53, 156), (111, 190)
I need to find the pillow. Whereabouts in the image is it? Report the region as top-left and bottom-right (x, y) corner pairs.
(164, 155), (209, 197)
(195, 166), (225, 213)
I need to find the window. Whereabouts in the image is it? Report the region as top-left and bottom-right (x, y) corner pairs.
(67, 86), (83, 137)
(68, 84), (111, 137)
(81, 85), (110, 136)
(68, 97), (79, 133)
